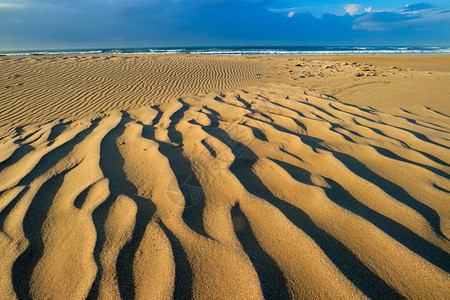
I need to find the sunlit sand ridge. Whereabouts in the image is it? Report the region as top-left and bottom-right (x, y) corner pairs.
(0, 55), (449, 299)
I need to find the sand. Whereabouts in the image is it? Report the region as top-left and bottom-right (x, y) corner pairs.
(0, 54), (449, 299)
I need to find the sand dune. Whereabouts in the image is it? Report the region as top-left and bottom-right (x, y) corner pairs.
(0, 55), (449, 299)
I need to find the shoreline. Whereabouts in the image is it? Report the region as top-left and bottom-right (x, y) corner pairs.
(1, 45), (449, 57)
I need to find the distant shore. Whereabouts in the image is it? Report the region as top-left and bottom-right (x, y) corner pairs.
(1, 45), (450, 57)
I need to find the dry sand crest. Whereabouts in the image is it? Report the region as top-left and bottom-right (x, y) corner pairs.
(0, 54), (449, 299)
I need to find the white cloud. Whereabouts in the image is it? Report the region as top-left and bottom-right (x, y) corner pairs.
(287, 11), (295, 18)
(364, 7), (372, 13)
(269, 5), (348, 18)
(0, 3), (24, 9)
(344, 4), (360, 16)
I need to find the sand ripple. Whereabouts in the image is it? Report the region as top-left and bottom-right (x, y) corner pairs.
(0, 82), (449, 299)
(0, 55), (271, 130)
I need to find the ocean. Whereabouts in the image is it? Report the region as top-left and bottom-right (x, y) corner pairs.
(1, 46), (450, 56)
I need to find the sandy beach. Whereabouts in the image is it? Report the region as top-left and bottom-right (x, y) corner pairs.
(0, 54), (449, 299)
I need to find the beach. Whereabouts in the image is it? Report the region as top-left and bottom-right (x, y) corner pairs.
(0, 54), (449, 299)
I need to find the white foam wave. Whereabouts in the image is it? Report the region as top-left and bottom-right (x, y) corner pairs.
(2, 47), (450, 56)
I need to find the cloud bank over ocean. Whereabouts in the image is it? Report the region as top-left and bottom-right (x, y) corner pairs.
(0, 0), (449, 50)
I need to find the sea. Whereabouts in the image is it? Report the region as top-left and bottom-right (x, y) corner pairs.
(1, 46), (450, 56)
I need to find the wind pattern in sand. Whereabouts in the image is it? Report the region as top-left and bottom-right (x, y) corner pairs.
(0, 55), (271, 129)
(0, 81), (449, 299)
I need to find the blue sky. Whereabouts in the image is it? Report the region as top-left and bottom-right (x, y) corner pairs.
(0, 1), (449, 50)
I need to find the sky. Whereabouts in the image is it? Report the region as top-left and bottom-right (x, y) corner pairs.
(0, 0), (449, 50)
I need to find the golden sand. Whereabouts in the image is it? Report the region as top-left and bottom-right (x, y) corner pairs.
(0, 54), (449, 299)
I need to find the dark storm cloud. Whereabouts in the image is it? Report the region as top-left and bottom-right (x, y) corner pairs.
(0, 1), (449, 50)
